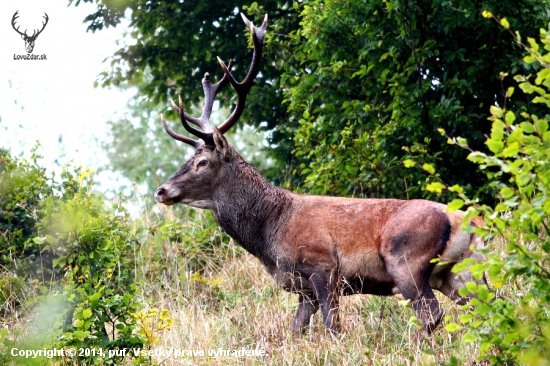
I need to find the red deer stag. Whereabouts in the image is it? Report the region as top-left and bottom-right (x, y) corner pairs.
(155, 13), (488, 340)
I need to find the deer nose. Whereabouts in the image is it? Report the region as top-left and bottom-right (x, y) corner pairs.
(156, 187), (166, 197)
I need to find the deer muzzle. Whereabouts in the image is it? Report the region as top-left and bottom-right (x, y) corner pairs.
(155, 186), (178, 205)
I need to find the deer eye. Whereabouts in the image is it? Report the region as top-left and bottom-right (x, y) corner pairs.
(197, 160), (208, 167)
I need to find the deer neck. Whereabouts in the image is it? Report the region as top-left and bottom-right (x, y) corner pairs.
(211, 161), (293, 263)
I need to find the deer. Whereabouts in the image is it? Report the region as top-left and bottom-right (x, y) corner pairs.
(12, 11), (49, 54)
(154, 13), (490, 341)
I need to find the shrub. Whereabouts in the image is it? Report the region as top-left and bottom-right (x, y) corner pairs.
(0, 145), (60, 276)
(441, 16), (550, 365)
(33, 168), (148, 364)
(0, 150), (153, 364)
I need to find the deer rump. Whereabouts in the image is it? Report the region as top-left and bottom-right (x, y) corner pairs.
(154, 13), (490, 341)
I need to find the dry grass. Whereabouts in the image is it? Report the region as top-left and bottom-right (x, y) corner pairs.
(135, 210), (490, 366)
(1, 206), (513, 365)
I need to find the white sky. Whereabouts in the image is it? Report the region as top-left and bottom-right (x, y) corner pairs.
(0, 0), (134, 193)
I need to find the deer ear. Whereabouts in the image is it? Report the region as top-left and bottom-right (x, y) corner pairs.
(212, 127), (232, 161)
(21, 34), (25, 40)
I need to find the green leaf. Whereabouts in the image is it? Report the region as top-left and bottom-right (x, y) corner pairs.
(486, 139), (504, 153)
(504, 111), (516, 126)
(501, 142), (519, 157)
(462, 332), (477, 342)
(445, 323), (463, 332)
(73, 330), (90, 339)
(535, 118), (548, 134)
(426, 182), (444, 193)
(449, 184), (464, 193)
(490, 105), (503, 118)
(500, 187), (515, 199)
(446, 199), (464, 211)
(474, 303), (492, 316)
(500, 18), (510, 29)
(456, 137), (468, 146)
(520, 122), (535, 133)
(82, 308), (92, 320)
(422, 163), (435, 175)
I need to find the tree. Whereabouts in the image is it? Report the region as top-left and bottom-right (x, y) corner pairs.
(443, 19), (550, 364)
(282, 0), (550, 201)
(73, 0), (550, 202)
(70, 0), (298, 193)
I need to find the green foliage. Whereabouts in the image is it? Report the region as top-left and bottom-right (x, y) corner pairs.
(70, 0), (299, 190)
(0, 150), (153, 364)
(32, 169), (147, 364)
(443, 22), (550, 365)
(72, 0), (550, 201)
(0, 146), (53, 273)
(282, 0), (549, 200)
(0, 145), (82, 280)
(0, 273), (25, 318)
(151, 208), (231, 274)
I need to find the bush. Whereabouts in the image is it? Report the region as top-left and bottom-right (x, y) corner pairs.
(0, 150), (154, 364)
(441, 16), (550, 365)
(33, 168), (148, 364)
(0, 145), (64, 276)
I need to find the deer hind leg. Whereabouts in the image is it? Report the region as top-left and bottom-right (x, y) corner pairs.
(310, 269), (340, 337)
(436, 267), (488, 305)
(388, 261), (445, 339)
(435, 232), (490, 305)
(436, 250), (490, 305)
(291, 292), (319, 337)
(380, 209), (450, 339)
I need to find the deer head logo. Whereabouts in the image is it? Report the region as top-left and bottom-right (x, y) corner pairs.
(12, 11), (49, 54)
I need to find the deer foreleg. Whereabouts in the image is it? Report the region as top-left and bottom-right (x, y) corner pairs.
(291, 292), (319, 337)
(310, 269), (341, 337)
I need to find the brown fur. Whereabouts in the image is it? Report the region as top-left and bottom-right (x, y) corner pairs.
(155, 130), (489, 340)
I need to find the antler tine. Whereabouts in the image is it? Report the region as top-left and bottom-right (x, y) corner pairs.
(240, 13), (268, 87)
(161, 114), (201, 148)
(194, 59), (234, 132)
(217, 13), (268, 134)
(170, 96), (215, 146)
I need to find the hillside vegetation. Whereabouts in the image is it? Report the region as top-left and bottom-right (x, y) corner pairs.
(1, 7), (550, 366)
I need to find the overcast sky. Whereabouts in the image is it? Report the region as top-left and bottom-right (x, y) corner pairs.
(1, 0), (134, 192)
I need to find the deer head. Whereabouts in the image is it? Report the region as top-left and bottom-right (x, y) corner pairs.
(155, 13), (267, 209)
(12, 11), (49, 54)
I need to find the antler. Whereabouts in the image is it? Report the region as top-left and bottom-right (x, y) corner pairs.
(31, 13), (49, 39)
(11, 11), (25, 37)
(11, 12), (48, 40)
(162, 13), (268, 147)
(217, 13), (268, 133)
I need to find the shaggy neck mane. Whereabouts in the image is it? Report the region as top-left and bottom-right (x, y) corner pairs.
(212, 160), (293, 263)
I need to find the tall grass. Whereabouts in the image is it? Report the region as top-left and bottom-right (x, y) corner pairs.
(0, 202), (513, 365)
(131, 205), (512, 366)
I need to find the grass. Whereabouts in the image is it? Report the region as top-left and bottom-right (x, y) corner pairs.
(0, 204), (513, 365)
(131, 206), (497, 366)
